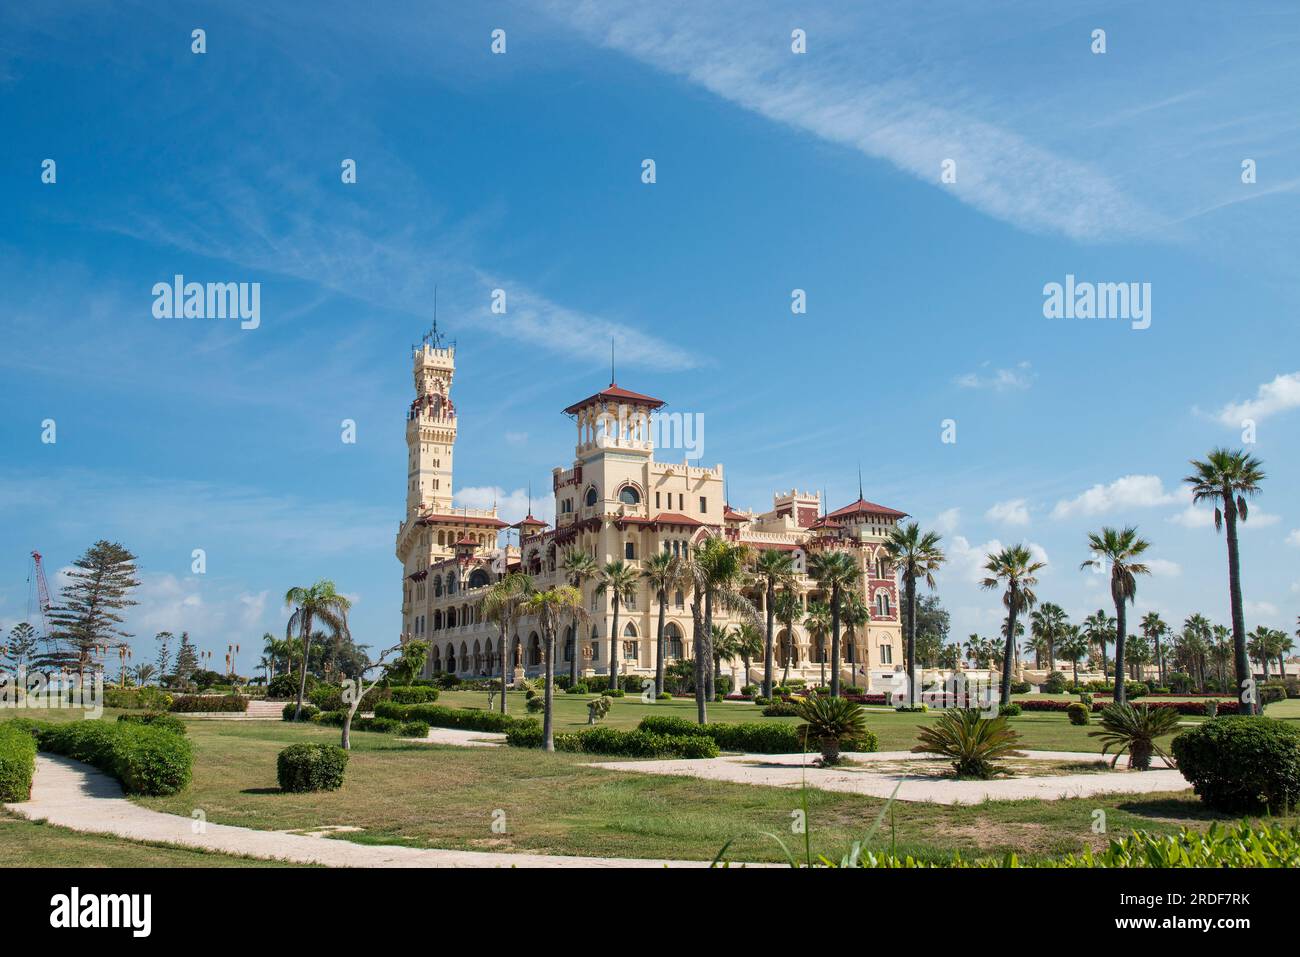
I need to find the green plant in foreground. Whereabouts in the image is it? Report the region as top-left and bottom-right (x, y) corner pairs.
(912, 708), (1023, 779)
(1089, 702), (1180, 770)
(794, 694), (868, 765)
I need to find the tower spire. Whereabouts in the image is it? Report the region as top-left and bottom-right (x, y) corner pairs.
(610, 336), (616, 386)
(858, 463), (863, 502)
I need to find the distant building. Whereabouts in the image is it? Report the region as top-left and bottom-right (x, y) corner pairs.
(396, 333), (906, 688)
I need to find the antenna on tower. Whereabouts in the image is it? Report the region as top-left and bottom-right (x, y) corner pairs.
(610, 336), (616, 386)
(527, 481), (532, 518)
(858, 463), (864, 502)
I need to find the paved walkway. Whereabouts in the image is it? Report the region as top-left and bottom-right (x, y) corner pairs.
(593, 750), (1190, 805)
(4, 755), (714, 868)
(399, 727), (505, 747)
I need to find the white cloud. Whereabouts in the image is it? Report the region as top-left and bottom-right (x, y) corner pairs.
(1170, 504), (1281, 529)
(1245, 600), (1279, 619)
(985, 499), (1031, 526)
(1051, 475), (1179, 520)
(1146, 558), (1182, 578)
(931, 507), (961, 535)
(454, 486), (556, 527)
(1213, 371), (1300, 426)
(956, 362), (1035, 392)
(945, 535), (1049, 584)
(1286, 529), (1300, 547)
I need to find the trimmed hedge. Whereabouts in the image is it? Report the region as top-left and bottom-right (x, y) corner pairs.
(117, 712), (187, 735)
(308, 711), (428, 736)
(308, 684), (391, 713)
(0, 723), (38, 801)
(503, 720), (720, 758)
(1018, 698), (1239, 716)
(374, 701), (520, 733)
(37, 720), (192, 796)
(169, 694), (248, 713)
(388, 685), (440, 705)
(282, 702), (320, 721)
(636, 715), (810, 754)
(277, 743), (348, 792)
(1172, 716), (1300, 813)
(103, 687), (173, 711)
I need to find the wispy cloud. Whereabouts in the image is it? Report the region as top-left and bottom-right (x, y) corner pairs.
(1211, 371), (1300, 426)
(985, 499), (1031, 526)
(956, 361), (1035, 392)
(1051, 475), (1180, 520)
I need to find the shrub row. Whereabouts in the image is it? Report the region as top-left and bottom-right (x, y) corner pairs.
(309, 710), (430, 737)
(308, 684), (390, 712)
(36, 720), (192, 795)
(1018, 698), (1240, 716)
(0, 723), (38, 801)
(387, 685), (441, 705)
(505, 721), (720, 758)
(103, 687), (174, 711)
(169, 694), (248, 713)
(283, 702), (320, 721)
(374, 701), (521, 733)
(1173, 716), (1300, 813)
(116, 712), (187, 735)
(636, 715), (811, 754)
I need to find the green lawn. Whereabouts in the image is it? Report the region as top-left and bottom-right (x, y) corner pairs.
(4, 698), (1296, 865)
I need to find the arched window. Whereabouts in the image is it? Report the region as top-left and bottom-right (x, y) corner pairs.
(589, 625), (600, 661)
(623, 621), (637, 637)
(875, 557), (888, 579)
(468, 568), (490, 589)
(625, 541), (636, 560)
(876, 591), (891, 617)
(673, 589), (684, 609)
(585, 486), (598, 507)
(434, 576), (442, 597)
(618, 485), (640, 506)
(563, 625), (574, 662)
(665, 622), (683, 659)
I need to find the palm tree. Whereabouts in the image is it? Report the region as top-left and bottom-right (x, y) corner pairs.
(1029, 602), (1067, 674)
(642, 550), (684, 696)
(1177, 615), (1212, 691)
(1090, 702), (1180, 770)
(1140, 612), (1168, 686)
(683, 539), (758, 721)
(731, 623), (763, 690)
(802, 600), (831, 686)
(773, 590), (803, 687)
(260, 632), (278, 682)
(595, 560), (639, 692)
(807, 550), (861, 697)
(1058, 625), (1089, 687)
(980, 545), (1044, 706)
(883, 522), (945, 707)
(284, 580), (352, 720)
(521, 586), (587, 751)
(483, 572), (533, 714)
(1081, 526), (1151, 704)
(131, 663), (157, 686)
(753, 549), (797, 699)
(561, 549), (599, 685)
(1277, 631), (1295, 683)
(1083, 609), (1115, 679)
(1185, 448), (1266, 714)
(840, 592), (870, 689)
(710, 624), (738, 690)
(795, 695), (869, 766)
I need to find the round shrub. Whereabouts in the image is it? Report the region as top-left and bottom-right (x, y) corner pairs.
(655, 691), (671, 701)
(282, 702), (320, 722)
(566, 683), (589, 695)
(277, 743), (349, 793)
(998, 703), (1022, 717)
(398, 720), (430, 737)
(117, 712), (187, 735)
(525, 696), (544, 713)
(1066, 702), (1090, 726)
(504, 719), (544, 748)
(268, 673), (314, 699)
(1172, 716), (1300, 813)
(605, 688), (626, 698)
(0, 723), (38, 802)
(1043, 672), (1068, 694)
(114, 725), (193, 795)
(1261, 682), (1288, 707)
(1009, 681), (1031, 695)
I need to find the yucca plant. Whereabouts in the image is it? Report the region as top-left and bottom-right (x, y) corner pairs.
(795, 695), (869, 765)
(1089, 702), (1180, 770)
(912, 708), (1024, 779)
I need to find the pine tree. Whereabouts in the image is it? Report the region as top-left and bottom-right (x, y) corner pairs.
(4, 623), (40, 671)
(38, 541), (141, 673)
(154, 631), (174, 682)
(174, 632), (198, 681)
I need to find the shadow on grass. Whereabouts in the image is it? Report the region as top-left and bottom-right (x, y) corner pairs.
(1113, 796), (1234, 823)
(240, 787), (283, 795)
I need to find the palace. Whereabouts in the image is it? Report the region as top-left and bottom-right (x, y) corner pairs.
(396, 332), (907, 690)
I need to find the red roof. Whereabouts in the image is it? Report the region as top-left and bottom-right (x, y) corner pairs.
(723, 507), (749, 522)
(512, 515), (548, 529)
(827, 497), (908, 520)
(417, 513), (509, 529)
(808, 516), (843, 530)
(454, 536), (478, 546)
(653, 512), (703, 527)
(562, 383), (665, 415)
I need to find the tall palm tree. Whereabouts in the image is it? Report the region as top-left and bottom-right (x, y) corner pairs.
(1176, 615), (1212, 691)
(710, 623), (738, 690)
(1029, 602), (1067, 674)
(284, 580), (352, 720)
(1185, 448), (1266, 714)
(883, 523), (945, 707)
(1140, 612), (1169, 686)
(840, 592), (870, 689)
(483, 571), (533, 714)
(642, 550), (685, 696)
(980, 545), (1044, 706)
(802, 600), (831, 686)
(595, 560), (639, 692)
(807, 550), (861, 697)
(773, 590), (803, 687)
(1058, 625), (1089, 687)
(260, 632), (278, 682)
(1277, 631), (1295, 682)
(683, 539), (757, 721)
(561, 549), (599, 685)
(1083, 609), (1115, 678)
(521, 586), (587, 751)
(753, 549), (797, 699)
(1081, 526), (1151, 704)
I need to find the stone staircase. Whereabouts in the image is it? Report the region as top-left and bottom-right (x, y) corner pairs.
(181, 698), (286, 720)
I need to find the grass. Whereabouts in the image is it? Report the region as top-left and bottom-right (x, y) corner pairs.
(4, 697), (1296, 865)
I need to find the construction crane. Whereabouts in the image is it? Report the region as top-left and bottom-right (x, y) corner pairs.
(28, 549), (52, 640)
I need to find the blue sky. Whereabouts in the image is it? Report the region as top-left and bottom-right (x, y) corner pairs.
(2, 1), (1298, 675)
